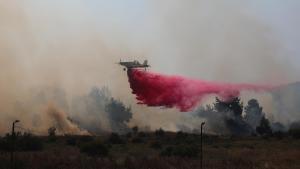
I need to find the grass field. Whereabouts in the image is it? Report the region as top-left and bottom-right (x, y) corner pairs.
(0, 132), (299, 169)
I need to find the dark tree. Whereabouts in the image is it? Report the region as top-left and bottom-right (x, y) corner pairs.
(244, 99), (264, 128)
(214, 97), (253, 135)
(132, 126), (139, 135)
(256, 115), (272, 136)
(105, 98), (132, 133)
(214, 97), (243, 117)
(48, 127), (56, 137)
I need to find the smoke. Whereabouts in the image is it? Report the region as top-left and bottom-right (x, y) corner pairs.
(271, 82), (300, 125)
(45, 103), (90, 135)
(70, 86), (132, 134)
(127, 69), (273, 112)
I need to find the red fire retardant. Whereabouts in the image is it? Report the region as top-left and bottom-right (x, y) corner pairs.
(127, 69), (274, 112)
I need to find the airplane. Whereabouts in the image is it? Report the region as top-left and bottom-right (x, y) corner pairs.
(118, 59), (150, 71)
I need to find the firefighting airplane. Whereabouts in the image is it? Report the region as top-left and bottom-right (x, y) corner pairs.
(118, 59), (150, 71)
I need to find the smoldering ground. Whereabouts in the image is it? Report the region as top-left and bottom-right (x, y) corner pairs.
(0, 1), (300, 134)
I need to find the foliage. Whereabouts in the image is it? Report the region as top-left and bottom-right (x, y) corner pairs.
(17, 133), (43, 151)
(214, 97), (243, 117)
(150, 141), (162, 149)
(48, 127), (56, 137)
(256, 115), (272, 136)
(132, 126), (139, 135)
(0, 132), (43, 152)
(160, 145), (199, 158)
(244, 99), (264, 128)
(108, 133), (124, 144)
(289, 128), (300, 139)
(48, 126), (57, 142)
(155, 128), (165, 137)
(105, 98), (132, 133)
(66, 136), (77, 146)
(80, 140), (109, 157)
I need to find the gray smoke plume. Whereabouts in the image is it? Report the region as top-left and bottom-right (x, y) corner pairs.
(271, 82), (300, 126)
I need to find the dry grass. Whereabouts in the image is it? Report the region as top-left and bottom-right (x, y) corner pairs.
(0, 135), (299, 169)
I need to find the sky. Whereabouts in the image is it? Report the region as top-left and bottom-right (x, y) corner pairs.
(83, 0), (300, 81)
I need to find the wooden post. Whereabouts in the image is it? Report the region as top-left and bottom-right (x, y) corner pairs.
(200, 122), (205, 169)
(10, 120), (19, 169)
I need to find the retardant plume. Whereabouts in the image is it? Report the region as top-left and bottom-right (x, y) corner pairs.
(128, 69), (274, 112)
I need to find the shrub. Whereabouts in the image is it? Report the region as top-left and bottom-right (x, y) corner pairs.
(137, 132), (146, 138)
(132, 126), (138, 135)
(17, 133), (43, 151)
(80, 141), (109, 157)
(176, 131), (188, 139)
(150, 141), (162, 149)
(289, 129), (300, 139)
(0, 133), (43, 152)
(0, 137), (12, 152)
(66, 136), (77, 146)
(48, 127), (57, 142)
(126, 132), (132, 138)
(256, 116), (272, 136)
(108, 133), (124, 144)
(79, 135), (94, 143)
(132, 137), (144, 143)
(272, 131), (285, 139)
(160, 145), (199, 158)
(155, 128), (165, 137)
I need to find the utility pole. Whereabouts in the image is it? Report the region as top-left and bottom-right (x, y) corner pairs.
(11, 120), (20, 169)
(200, 122), (205, 169)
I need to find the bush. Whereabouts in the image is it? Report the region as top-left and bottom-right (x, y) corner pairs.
(272, 131), (285, 139)
(79, 135), (94, 143)
(126, 132), (132, 138)
(80, 141), (109, 157)
(0, 137), (12, 152)
(48, 127), (57, 142)
(155, 128), (165, 137)
(17, 133), (43, 151)
(66, 136), (77, 146)
(160, 145), (199, 158)
(108, 133), (124, 144)
(150, 141), (162, 149)
(289, 129), (300, 139)
(0, 133), (43, 152)
(176, 131), (188, 139)
(132, 137), (144, 143)
(137, 132), (146, 138)
(132, 126), (138, 135)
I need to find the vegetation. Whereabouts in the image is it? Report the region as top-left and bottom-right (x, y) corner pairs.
(80, 140), (109, 157)
(0, 131), (298, 169)
(256, 115), (272, 136)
